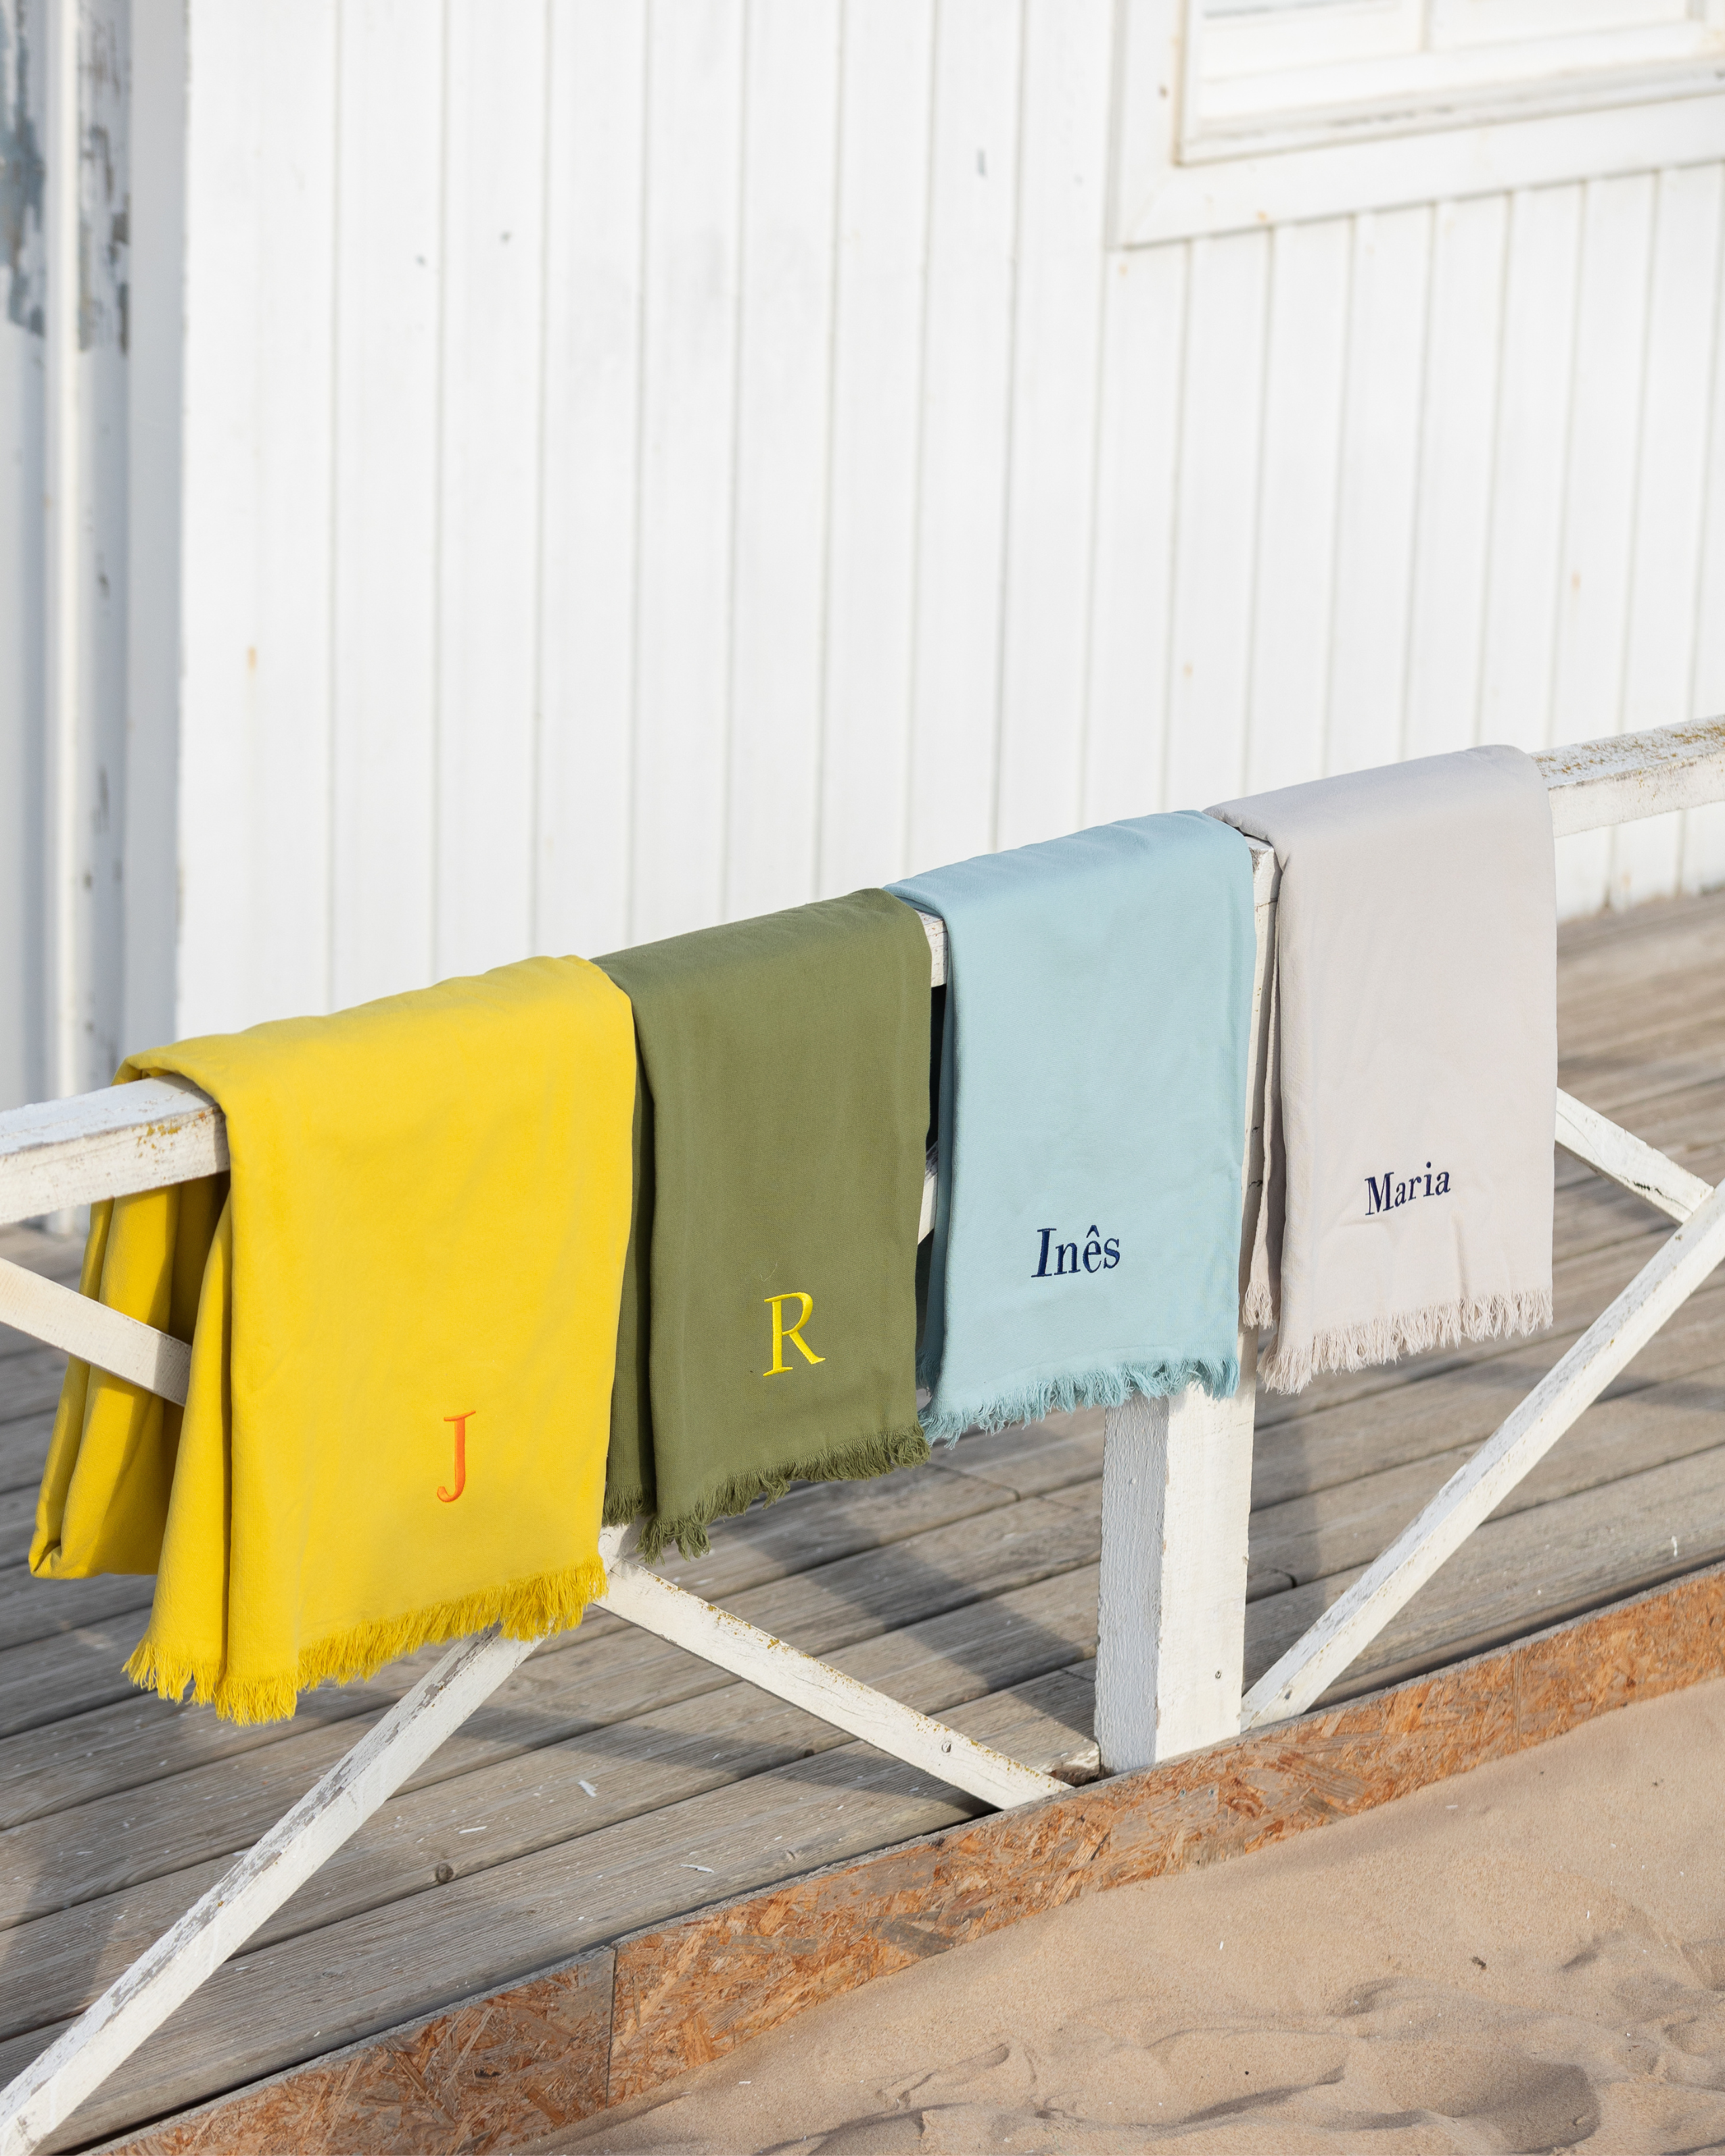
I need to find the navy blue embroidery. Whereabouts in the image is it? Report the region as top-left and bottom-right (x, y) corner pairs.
(1034, 1226), (1120, 1278)
(1365, 1163), (1452, 1216)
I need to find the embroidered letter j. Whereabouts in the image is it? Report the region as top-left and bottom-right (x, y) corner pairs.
(438, 1412), (473, 1502)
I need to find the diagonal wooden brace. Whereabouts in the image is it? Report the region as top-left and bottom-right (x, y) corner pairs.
(1242, 1171), (1725, 1731)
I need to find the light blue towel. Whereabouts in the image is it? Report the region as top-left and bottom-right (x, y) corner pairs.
(891, 811), (1254, 1441)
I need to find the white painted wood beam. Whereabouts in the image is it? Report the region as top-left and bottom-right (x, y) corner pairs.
(1095, 1335), (1258, 1771)
(1091, 841), (1277, 1772)
(1555, 1087), (1712, 1225)
(43, 0), (82, 1111)
(0, 1078), (227, 1230)
(1535, 716), (1725, 837)
(0, 1261), (190, 1404)
(595, 1527), (1063, 1811)
(0, 715), (1712, 1234)
(916, 908), (947, 987)
(1241, 1174), (1725, 1731)
(0, 1626), (539, 2156)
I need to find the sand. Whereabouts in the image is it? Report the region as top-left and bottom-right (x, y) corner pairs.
(561, 1675), (1725, 2154)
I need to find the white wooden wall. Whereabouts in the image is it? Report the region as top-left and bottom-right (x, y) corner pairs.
(2, 0), (1724, 1089)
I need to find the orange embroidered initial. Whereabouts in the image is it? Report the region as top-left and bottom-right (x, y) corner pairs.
(438, 1412), (473, 1502)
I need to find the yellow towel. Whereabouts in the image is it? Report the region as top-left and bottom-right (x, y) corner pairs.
(30, 957), (636, 1724)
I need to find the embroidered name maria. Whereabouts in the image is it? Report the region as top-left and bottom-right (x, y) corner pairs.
(1366, 1164), (1452, 1216)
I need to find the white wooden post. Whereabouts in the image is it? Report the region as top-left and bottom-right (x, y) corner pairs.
(1093, 844), (1277, 1773)
(1094, 1333), (1259, 1770)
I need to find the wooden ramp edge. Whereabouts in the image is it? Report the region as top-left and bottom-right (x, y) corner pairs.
(93, 1561), (1725, 2156)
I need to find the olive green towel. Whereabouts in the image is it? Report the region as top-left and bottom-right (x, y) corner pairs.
(598, 890), (932, 1559)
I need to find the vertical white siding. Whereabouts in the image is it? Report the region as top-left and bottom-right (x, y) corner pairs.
(5, 3), (1722, 1072)
(0, 0), (45, 1110)
(0, 0), (133, 1108)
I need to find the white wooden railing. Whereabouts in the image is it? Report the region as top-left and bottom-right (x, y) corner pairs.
(1, 715), (1722, 2153)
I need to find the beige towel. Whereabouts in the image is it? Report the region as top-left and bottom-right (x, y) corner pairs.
(1209, 746), (1555, 1393)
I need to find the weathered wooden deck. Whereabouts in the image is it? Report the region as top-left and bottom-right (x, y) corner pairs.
(3, 886), (1723, 2151)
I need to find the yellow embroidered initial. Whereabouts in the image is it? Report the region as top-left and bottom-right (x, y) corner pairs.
(763, 1291), (824, 1376)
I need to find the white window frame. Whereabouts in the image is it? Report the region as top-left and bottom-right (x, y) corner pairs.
(1112, 0), (1725, 246)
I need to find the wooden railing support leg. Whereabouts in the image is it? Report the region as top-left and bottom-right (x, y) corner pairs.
(1094, 1329), (1258, 1773)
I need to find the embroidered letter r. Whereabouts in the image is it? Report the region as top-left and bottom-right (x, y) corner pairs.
(763, 1292), (824, 1376)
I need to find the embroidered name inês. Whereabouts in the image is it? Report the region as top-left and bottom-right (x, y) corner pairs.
(1365, 1164), (1452, 1217)
(1033, 1226), (1120, 1279)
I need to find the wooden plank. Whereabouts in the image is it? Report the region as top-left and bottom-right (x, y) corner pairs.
(597, 1535), (1062, 1811)
(0, 1417), (55, 1501)
(813, 0), (934, 899)
(1552, 1078), (1725, 1169)
(174, 0), (338, 1038)
(1548, 171), (1656, 919)
(0, 1080), (222, 1230)
(0, 1616), (151, 1742)
(1080, 241), (1185, 824)
(1250, 1189), (1682, 1447)
(1402, 193), (1507, 761)
(1251, 1352), (1725, 1600)
(0, 1443), (1082, 1822)
(1325, 206), (1429, 777)
(327, 0), (442, 1010)
(1244, 216), (1350, 794)
(935, 1405), (1105, 1500)
(1555, 1086), (1713, 1223)
(1248, 1436), (1725, 1706)
(1095, 1346), (1256, 1771)
(1611, 164), (1724, 911)
(0, 1476), (1105, 1996)
(1561, 1008), (1725, 1130)
(0, 1566), (1100, 1957)
(1251, 1266), (1725, 1515)
(0, 1345), (75, 1424)
(1163, 229), (1269, 807)
(1542, 717), (1725, 843)
(722, 0), (841, 924)
(629, 0), (745, 945)
(40, 0), (80, 1109)
(0, 0), (45, 1120)
(991, 0), (1112, 851)
(903, 0), (1022, 869)
(1559, 956), (1725, 1063)
(1478, 183), (1582, 757)
(0, 1630), (540, 2156)
(532, 0), (648, 961)
(1684, 164), (1725, 900)
(124, 0), (188, 1061)
(431, 0), (547, 982)
(1242, 1178), (1725, 1726)
(0, 1264), (187, 1405)
(0, 1230), (78, 1282)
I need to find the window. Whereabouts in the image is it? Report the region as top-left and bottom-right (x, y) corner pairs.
(1114, 0), (1725, 243)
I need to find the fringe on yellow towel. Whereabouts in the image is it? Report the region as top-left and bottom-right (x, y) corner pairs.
(30, 957), (636, 1724)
